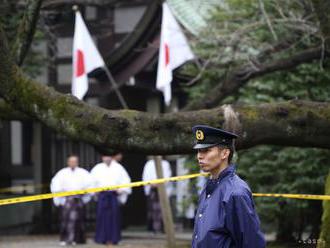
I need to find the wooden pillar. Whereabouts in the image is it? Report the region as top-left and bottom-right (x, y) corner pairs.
(154, 155), (176, 248)
(31, 123), (53, 232)
(147, 94), (176, 247)
(0, 121), (11, 188)
(318, 171), (330, 248)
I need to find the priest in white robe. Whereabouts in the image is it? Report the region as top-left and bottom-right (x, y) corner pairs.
(91, 153), (132, 247)
(142, 158), (173, 233)
(50, 155), (93, 246)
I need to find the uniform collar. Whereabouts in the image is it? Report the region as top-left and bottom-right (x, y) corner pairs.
(209, 164), (235, 182)
(206, 165), (235, 196)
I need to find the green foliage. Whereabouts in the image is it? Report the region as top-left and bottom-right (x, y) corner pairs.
(183, 0), (330, 241)
(236, 63), (330, 240)
(239, 62), (330, 103)
(183, 0), (320, 103)
(21, 29), (45, 79)
(238, 62), (330, 104)
(0, 2), (23, 43)
(237, 146), (329, 239)
(0, 2), (45, 78)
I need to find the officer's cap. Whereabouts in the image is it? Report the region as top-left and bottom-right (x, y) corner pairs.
(192, 125), (238, 149)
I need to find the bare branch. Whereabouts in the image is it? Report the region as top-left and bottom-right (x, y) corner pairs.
(185, 57), (214, 87)
(11, 0), (44, 66)
(258, 0), (278, 41)
(311, 0), (330, 50)
(185, 47), (328, 110)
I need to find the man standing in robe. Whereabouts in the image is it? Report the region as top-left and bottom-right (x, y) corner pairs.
(142, 157), (173, 233)
(50, 155), (92, 246)
(191, 125), (266, 248)
(91, 153), (132, 247)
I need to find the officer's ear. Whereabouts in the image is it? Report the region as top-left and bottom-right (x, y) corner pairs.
(218, 147), (230, 160)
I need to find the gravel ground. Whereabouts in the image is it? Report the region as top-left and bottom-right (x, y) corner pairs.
(0, 233), (191, 248)
(0, 231), (276, 248)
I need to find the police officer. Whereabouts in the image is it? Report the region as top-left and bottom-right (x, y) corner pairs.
(191, 125), (266, 248)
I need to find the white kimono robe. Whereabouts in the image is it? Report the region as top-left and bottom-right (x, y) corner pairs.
(90, 161), (132, 204)
(50, 167), (93, 206)
(142, 159), (173, 196)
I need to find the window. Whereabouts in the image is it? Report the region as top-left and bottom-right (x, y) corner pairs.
(57, 37), (73, 58)
(57, 64), (72, 84)
(10, 121), (33, 166)
(86, 97), (99, 106)
(114, 6), (146, 34)
(31, 41), (48, 84)
(85, 6), (97, 20)
(11, 121), (23, 165)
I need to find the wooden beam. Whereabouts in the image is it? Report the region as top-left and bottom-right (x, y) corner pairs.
(154, 155), (176, 248)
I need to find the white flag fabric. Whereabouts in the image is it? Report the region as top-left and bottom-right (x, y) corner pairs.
(156, 2), (195, 105)
(72, 11), (105, 100)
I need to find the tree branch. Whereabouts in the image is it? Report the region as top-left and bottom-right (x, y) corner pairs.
(258, 0), (278, 41)
(11, 0), (44, 66)
(311, 0), (330, 49)
(2, 16), (330, 154)
(185, 47), (327, 110)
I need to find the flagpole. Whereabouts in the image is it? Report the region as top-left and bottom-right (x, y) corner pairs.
(102, 66), (129, 109)
(72, 5), (128, 109)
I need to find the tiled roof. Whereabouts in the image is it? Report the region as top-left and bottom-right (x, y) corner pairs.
(167, 0), (222, 36)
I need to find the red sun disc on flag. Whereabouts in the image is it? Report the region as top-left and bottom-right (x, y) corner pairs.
(165, 43), (170, 67)
(75, 49), (85, 77)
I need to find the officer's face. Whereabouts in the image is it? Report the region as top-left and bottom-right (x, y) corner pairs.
(197, 146), (230, 173)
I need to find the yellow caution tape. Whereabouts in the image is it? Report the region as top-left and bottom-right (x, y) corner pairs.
(253, 193), (330, 200)
(1, 173), (329, 206)
(0, 173), (208, 206)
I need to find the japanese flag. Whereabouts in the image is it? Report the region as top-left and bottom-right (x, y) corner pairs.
(156, 2), (194, 106)
(72, 11), (105, 100)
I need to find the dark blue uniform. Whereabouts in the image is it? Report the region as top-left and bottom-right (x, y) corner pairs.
(192, 165), (265, 248)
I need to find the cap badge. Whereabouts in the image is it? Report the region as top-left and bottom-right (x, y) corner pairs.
(196, 130), (204, 140)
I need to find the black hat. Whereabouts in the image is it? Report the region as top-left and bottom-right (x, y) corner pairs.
(192, 125), (238, 149)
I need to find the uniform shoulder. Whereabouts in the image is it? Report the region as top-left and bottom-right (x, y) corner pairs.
(55, 167), (69, 175)
(91, 163), (104, 172)
(52, 167), (70, 181)
(77, 167), (89, 173)
(112, 160), (129, 172)
(145, 160), (154, 166)
(162, 160), (170, 166)
(143, 160), (154, 173)
(112, 160), (123, 167)
(229, 175), (252, 197)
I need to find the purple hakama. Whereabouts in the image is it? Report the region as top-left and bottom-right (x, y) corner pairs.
(59, 196), (86, 244)
(95, 191), (121, 245)
(147, 187), (163, 232)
